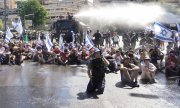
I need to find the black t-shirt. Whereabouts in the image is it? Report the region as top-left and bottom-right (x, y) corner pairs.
(90, 58), (105, 79)
(94, 33), (101, 41)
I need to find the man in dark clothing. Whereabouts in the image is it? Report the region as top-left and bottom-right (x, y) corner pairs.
(93, 30), (102, 48)
(86, 48), (109, 94)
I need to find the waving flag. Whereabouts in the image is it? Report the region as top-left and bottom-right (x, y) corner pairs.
(177, 23), (180, 33)
(85, 33), (94, 50)
(45, 32), (53, 52)
(5, 26), (13, 43)
(37, 33), (43, 46)
(23, 34), (28, 44)
(12, 18), (23, 35)
(154, 22), (174, 42)
(71, 31), (75, 46)
(59, 34), (64, 51)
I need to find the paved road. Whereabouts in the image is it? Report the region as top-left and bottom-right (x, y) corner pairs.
(0, 61), (179, 108)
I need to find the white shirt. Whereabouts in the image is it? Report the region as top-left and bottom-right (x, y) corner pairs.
(141, 62), (156, 79)
(113, 35), (119, 42)
(113, 54), (123, 65)
(0, 46), (5, 54)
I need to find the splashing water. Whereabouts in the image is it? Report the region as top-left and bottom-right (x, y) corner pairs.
(75, 3), (180, 28)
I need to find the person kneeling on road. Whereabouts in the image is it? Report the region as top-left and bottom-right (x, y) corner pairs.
(140, 55), (157, 84)
(120, 56), (140, 87)
(86, 48), (109, 95)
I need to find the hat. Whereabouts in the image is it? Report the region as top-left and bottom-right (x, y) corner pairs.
(13, 46), (19, 49)
(144, 55), (151, 60)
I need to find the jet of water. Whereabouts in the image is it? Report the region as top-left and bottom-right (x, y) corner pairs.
(75, 3), (180, 28)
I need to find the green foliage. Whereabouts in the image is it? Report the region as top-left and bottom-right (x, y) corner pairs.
(0, 19), (3, 30)
(17, 0), (48, 28)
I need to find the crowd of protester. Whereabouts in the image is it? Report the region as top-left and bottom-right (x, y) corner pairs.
(0, 29), (180, 87)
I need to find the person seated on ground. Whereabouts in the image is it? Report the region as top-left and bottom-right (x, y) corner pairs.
(79, 48), (90, 64)
(32, 46), (42, 62)
(140, 55), (157, 84)
(22, 43), (33, 60)
(57, 49), (69, 65)
(10, 46), (24, 65)
(113, 50), (123, 72)
(139, 49), (148, 62)
(38, 47), (56, 64)
(1, 44), (11, 65)
(110, 47), (116, 56)
(120, 56), (140, 87)
(89, 48), (95, 60)
(67, 48), (81, 65)
(0, 43), (5, 65)
(165, 52), (179, 77)
(149, 46), (164, 71)
(128, 52), (139, 66)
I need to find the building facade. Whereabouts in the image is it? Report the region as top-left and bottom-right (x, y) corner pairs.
(0, 0), (17, 9)
(42, 0), (88, 23)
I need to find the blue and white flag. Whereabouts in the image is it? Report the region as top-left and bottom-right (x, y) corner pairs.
(12, 18), (23, 35)
(45, 32), (53, 52)
(59, 34), (64, 51)
(154, 22), (174, 42)
(5, 26), (13, 43)
(37, 33), (42, 46)
(71, 31), (75, 46)
(176, 23), (180, 33)
(85, 33), (94, 50)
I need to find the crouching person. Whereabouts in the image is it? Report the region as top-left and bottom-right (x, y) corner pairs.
(120, 56), (140, 87)
(141, 56), (157, 84)
(86, 48), (109, 95)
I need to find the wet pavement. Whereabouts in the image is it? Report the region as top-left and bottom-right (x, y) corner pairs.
(0, 61), (180, 108)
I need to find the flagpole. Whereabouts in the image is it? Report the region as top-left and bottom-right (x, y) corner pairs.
(4, 0), (7, 33)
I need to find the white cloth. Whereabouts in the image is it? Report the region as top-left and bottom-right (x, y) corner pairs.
(0, 47), (5, 54)
(141, 62), (156, 79)
(113, 35), (119, 42)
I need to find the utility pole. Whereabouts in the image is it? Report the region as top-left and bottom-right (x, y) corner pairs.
(4, 0), (7, 32)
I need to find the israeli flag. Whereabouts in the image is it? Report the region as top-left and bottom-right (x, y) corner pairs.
(45, 32), (53, 52)
(71, 31), (75, 46)
(59, 34), (64, 51)
(85, 33), (94, 50)
(12, 18), (23, 35)
(5, 26), (13, 43)
(37, 33), (42, 46)
(154, 22), (174, 42)
(176, 23), (180, 33)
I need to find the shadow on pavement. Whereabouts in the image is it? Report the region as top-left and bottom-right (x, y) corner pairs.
(77, 92), (99, 100)
(129, 93), (159, 99)
(115, 82), (134, 89)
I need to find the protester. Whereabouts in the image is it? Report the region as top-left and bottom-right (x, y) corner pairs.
(93, 30), (102, 48)
(141, 55), (157, 84)
(86, 48), (109, 94)
(120, 56), (140, 87)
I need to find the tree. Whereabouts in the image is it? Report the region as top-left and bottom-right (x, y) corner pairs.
(0, 19), (3, 30)
(17, 0), (47, 28)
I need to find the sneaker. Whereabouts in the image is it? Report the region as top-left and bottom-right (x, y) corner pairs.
(133, 81), (140, 87)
